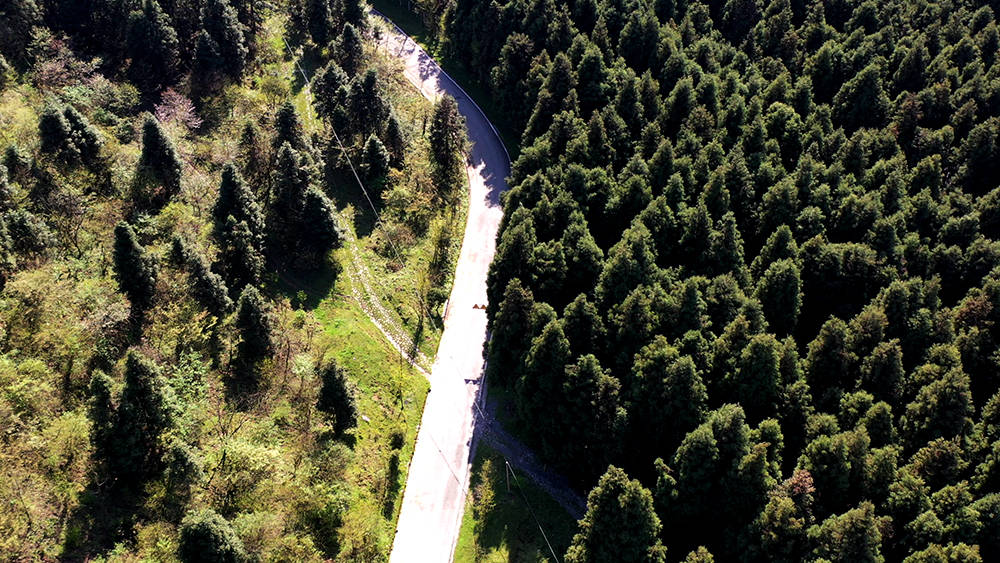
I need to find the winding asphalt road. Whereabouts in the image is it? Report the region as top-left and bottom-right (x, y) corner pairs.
(374, 12), (510, 563)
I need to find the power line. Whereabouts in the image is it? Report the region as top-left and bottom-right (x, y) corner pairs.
(507, 461), (561, 563)
(285, 42), (430, 356)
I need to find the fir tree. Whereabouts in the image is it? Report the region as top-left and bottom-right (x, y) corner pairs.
(565, 466), (667, 563)
(382, 113), (406, 168)
(361, 134), (390, 196)
(126, 0), (179, 92)
(137, 115), (183, 207)
(178, 509), (247, 563)
(336, 23), (364, 76)
(112, 350), (176, 488)
(113, 222), (158, 316)
(273, 101), (308, 151)
(428, 95), (466, 196)
(235, 285), (273, 368)
(201, 0), (247, 78)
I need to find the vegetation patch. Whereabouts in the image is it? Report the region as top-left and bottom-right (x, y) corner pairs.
(455, 443), (576, 563)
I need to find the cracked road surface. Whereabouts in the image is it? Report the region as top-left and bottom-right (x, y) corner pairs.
(374, 12), (510, 563)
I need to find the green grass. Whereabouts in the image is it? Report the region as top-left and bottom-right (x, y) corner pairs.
(454, 444), (577, 563)
(313, 252), (431, 532)
(370, 0), (523, 159)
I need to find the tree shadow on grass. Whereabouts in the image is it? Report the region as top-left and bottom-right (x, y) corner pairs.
(382, 451), (402, 519)
(326, 168), (378, 238)
(468, 446), (575, 562)
(61, 484), (140, 559)
(273, 258), (343, 312)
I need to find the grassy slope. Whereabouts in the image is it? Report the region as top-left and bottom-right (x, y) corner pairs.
(454, 444), (576, 563)
(0, 11), (450, 560)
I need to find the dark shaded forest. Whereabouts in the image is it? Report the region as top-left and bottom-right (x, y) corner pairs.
(434, 0), (1000, 560)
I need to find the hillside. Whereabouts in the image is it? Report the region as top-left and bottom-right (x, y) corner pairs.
(0, 0), (470, 560)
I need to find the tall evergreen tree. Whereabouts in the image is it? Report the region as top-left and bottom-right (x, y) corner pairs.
(336, 22), (364, 76)
(113, 222), (158, 317)
(112, 350), (176, 488)
(347, 69), (390, 140)
(126, 0), (179, 92)
(429, 94), (466, 196)
(273, 101), (308, 151)
(137, 115), (183, 207)
(234, 285), (273, 370)
(172, 237), (233, 316)
(0, 0), (42, 67)
(201, 0), (248, 78)
(565, 466), (667, 563)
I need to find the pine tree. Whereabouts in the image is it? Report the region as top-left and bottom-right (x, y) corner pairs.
(112, 350), (176, 488)
(735, 333), (783, 424)
(756, 258), (801, 337)
(336, 22), (364, 76)
(808, 502), (886, 562)
(361, 134), (390, 196)
(307, 0), (333, 47)
(555, 354), (626, 485)
(178, 509), (248, 563)
(63, 105), (103, 167)
(192, 30), (224, 91)
(273, 101), (308, 151)
(317, 358), (359, 435)
(216, 217), (264, 296)
(235, 285), (273, 368)
(629, 337), (707, 469)
(88, 369), (115, 471)
(0, 0), (42, 67)
(347, 69), (390, 140)
(38, 104), (78, 163)
(342, 0), (365, 30)
(201, 0), (247, 78)
(172, 237), (233, 316)
(486, 279), (535, 386)
(126, 0), (179, 92)
(382, 113), (406, 168)
(517, 319), (571, 433)
(313, 60), (349, 121)
(268, 142), (309, 252)
(137, 115), (183, 207)
(113, 222), (158, 316)
(565, 466), (666, 563)
(298, 186), (343, 268)
(213, 163), (265, 246)
(429, 94), (466, 196)
(833, 62), (889, 133)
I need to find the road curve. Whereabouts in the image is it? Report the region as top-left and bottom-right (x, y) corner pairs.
(374, 12), (510, 563)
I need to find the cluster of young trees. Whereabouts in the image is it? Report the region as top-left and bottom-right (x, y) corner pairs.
(441, 0), (1000, 559)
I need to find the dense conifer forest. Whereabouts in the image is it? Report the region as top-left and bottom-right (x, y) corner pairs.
(0, 0), (469, 559)
(438, 0), (1000, 559)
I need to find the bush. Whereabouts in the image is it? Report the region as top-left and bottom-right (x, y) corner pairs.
(178, 509), (247, 563)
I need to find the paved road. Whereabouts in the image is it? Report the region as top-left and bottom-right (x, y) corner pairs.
(375, 13), (510, 563)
